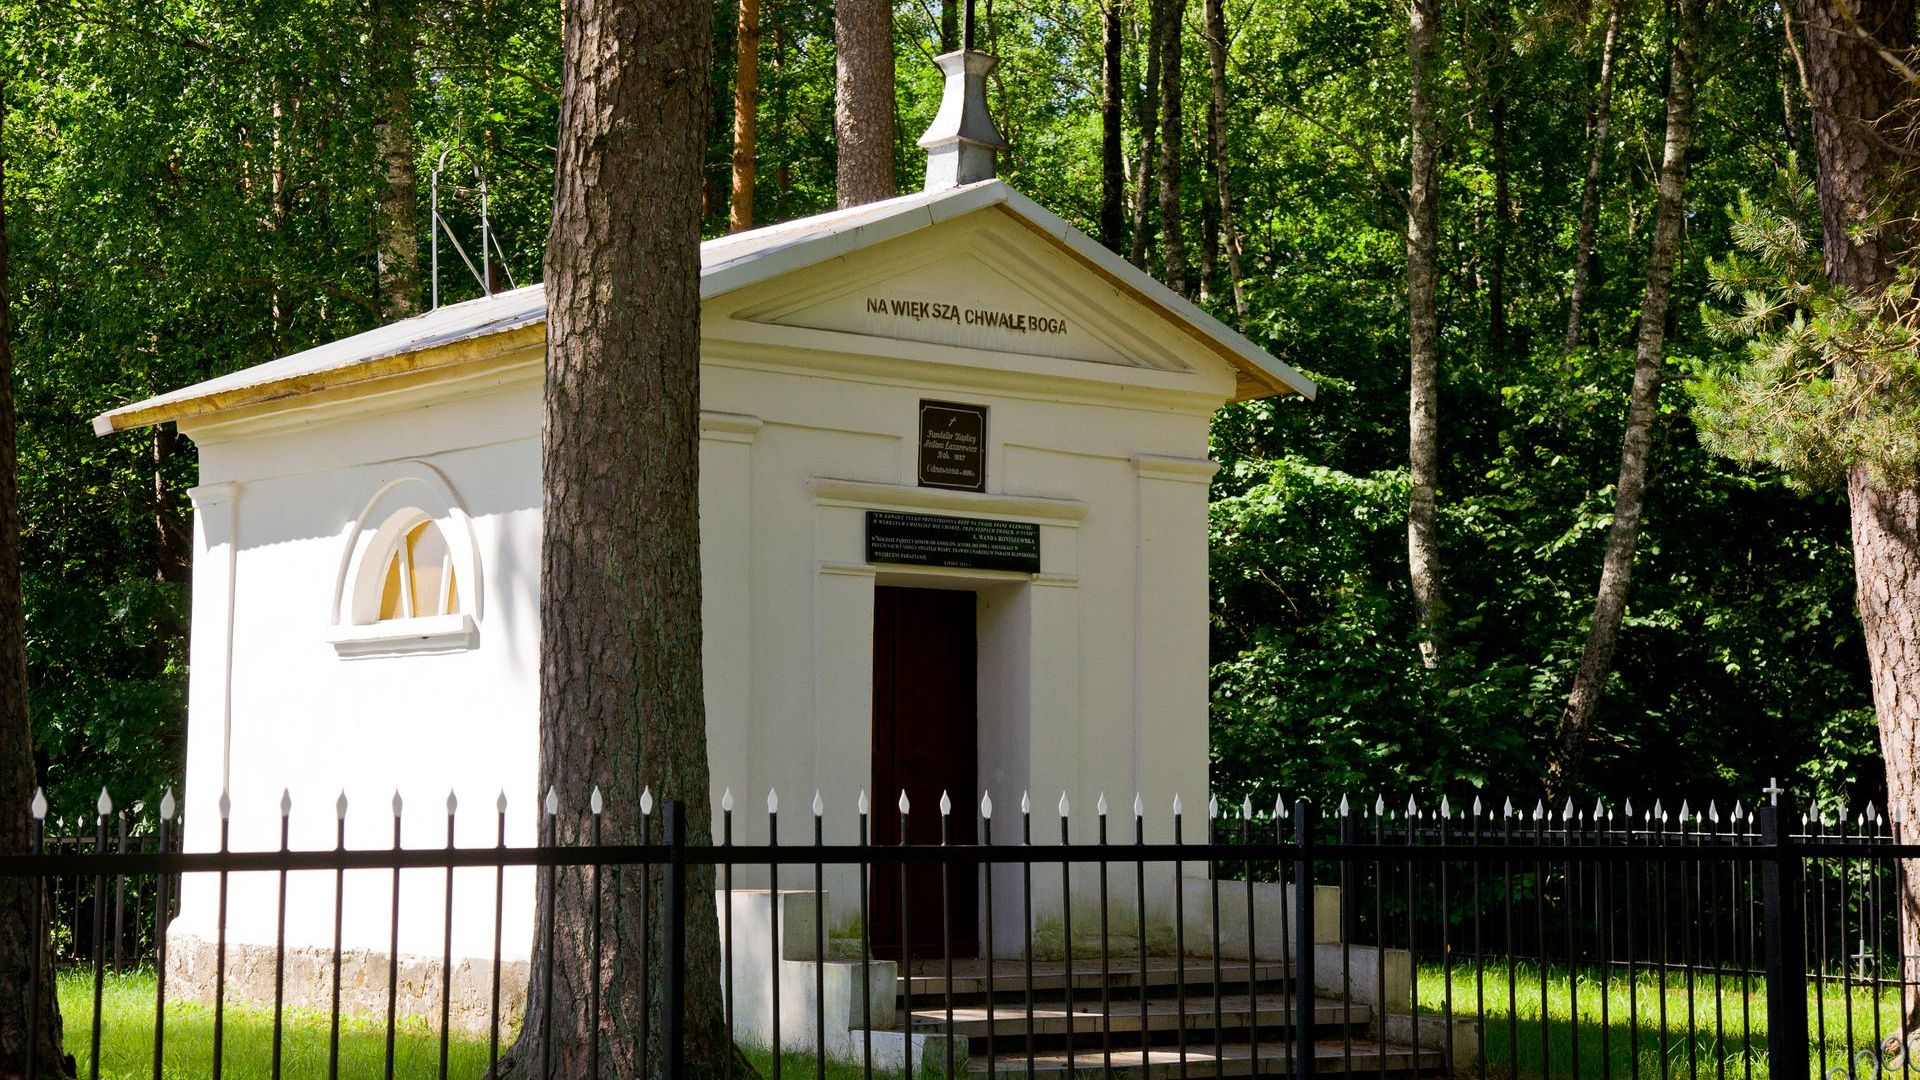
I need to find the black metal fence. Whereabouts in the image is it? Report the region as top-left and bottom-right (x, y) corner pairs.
(5, 785), (1916, 1079)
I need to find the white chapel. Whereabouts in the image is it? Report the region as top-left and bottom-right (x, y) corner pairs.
(91, 43), (1313, 1049)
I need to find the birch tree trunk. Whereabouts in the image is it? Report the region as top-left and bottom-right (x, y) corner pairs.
(1566, 0), (1624, 350)
(835, 0), (896, 208)
(1547, 0), (1702, 792)
(1202, 0), (1247, 316)
(371, 0), (422, 320)
(1156, 0), (1189, 294)
(730, 0), (760, 233)
(1406, 0), (1446, 667)
(1129, 3), (1161, 268)
(1791, 0), (1920, 1018)
(0, 81), (75, 1080)
(1101, 0), (1127, 251)
(505, 0), (727, 1074)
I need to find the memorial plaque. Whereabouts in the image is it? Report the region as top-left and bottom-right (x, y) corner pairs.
(918, 400), (987, 492)
(866, 511), (1041, 573)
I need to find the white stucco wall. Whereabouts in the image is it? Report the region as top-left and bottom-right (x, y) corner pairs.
(168, 207), (1232, 974)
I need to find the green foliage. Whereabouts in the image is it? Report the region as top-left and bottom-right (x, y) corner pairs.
(1692, 158), (1920, 490)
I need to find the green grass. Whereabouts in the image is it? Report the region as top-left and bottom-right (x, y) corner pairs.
(55, 970), (895, 1079)
(1416, 961), (1916, 1079)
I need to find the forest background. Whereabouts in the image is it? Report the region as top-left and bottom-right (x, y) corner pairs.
(0, 0), (1883, 819)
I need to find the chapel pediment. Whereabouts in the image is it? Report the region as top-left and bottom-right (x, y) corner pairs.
(726, 224), (1192, 373)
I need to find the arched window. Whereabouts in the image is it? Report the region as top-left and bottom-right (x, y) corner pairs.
(376, 517), (460, 621)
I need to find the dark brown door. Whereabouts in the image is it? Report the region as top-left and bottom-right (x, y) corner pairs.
(870, 585), (980, 960)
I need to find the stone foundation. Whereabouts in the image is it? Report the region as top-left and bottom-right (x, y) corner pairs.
(165, 934), (529, 1035)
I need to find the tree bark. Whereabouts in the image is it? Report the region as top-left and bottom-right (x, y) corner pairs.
(1129, 0), (1162, 268)
(0, 81), (75, 1080)
(1406, 0), (1446, 668)
(1155, 0), (1189, 294)
(1202, 0), (1247, 316)
(835, 0), (896, 208)
(1100, 0), (1127, 252)
(1566, 0), (1625, 350)
(1793, 0), (1920, 1016)
(371, 0), (422, 320)
(152, 427), (190, 585)
(1547, 0), (1703, 793)
(506, 0), (724, 1074)
(730, 0), (761, 233)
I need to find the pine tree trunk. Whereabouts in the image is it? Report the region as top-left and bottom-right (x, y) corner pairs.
(1547, 0), (1702, 793)
(1566, 0), (1624, 350)
(1406, 0), (1446, 668)
(1196, 121), (1218, 299)
(730, 0), (760, 233)
(0, 83), (75, 1080)
(1129, 0), (1161, 268)
(505, 0), (725, 1074)
(1202, 0), (1246, 316)
(1100, 0), (1127, 252)
(835, 0), (896, 208)
(371, 0), (422, 320)
(1155, 0), (1189, 294)
(1793, 0), (1920, 1016)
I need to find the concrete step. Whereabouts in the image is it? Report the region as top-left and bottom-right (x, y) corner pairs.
(967, 1037), (1445, 1077)
(899, 993), (1371, 1040)
(901, 957), (1293, 1003)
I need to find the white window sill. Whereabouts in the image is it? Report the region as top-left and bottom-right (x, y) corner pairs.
(328, 613), (478, 659)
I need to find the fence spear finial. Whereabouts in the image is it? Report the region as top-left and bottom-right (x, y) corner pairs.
(449, 789), (461, 815)
(1532, 799), (1545, 821)
(338, 790), (350, 820)
(542, 787), (557, 816)
(1562, 797), (1575, 821)
(766, 788), (778, 815)
(815, 790), (827, 817)
(496, 790), (507, 814)
(1503, 796), (1514, 818)
(219, 789), (232, 819)
(1059, 791), (1070, 817)
(1440, 795), (1452, 819)
(722, 787), (734, 813)
(1021, 791), (1031, 815)
(937, 790), (949, 817)
(1473, 795), (1484, 817)
(1242, 795), (1252, 820)
(97, 787), (112, 817)
(858, 789), (869, 816)
(281, 789), (293, 818)
(1133, 793), (1145, 818)
(589, 787), (602, 815)
(899, 789), (911, 815)
(160, 787), (176, 822)
(393, 790), (405, 816)
(981, 791), (993, 819)
(30, 787), (46, 821)
(1172, 793), (1183, 816)
(1339, 793), (1350, 817)
(1097, 792), (1109, 818)
(1376, 794), (1387, 817)
(1208, 794), (1219, 819)
(641, 786), (655, 816)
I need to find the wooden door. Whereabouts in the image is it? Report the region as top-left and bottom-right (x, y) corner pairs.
(870, 585), (980, 960)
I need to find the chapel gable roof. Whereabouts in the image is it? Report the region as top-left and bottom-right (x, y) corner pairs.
(92, 180), (1312, 436)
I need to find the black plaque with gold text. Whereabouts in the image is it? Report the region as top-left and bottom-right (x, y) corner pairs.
(866, 511), (1040, 573)
(918, 400), (987, 492)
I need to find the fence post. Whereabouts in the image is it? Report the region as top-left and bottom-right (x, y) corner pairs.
(1294, 799), (1316, 1080)
(1759, 798), (1808, 1079)
(661, 800), (687, 1080)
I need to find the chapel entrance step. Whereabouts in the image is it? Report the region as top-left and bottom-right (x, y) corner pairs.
(901, 958), (1294, 1002)
(901, 993), (1370, 1039)
(965, 1038), (1446, 1077)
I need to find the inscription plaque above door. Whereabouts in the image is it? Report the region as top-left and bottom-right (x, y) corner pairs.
(918, 400), (987, 492)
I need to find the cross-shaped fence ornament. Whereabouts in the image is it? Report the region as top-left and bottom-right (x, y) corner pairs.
(1854, 939), (1875, 979)
(1764, 777), (1785, 806)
